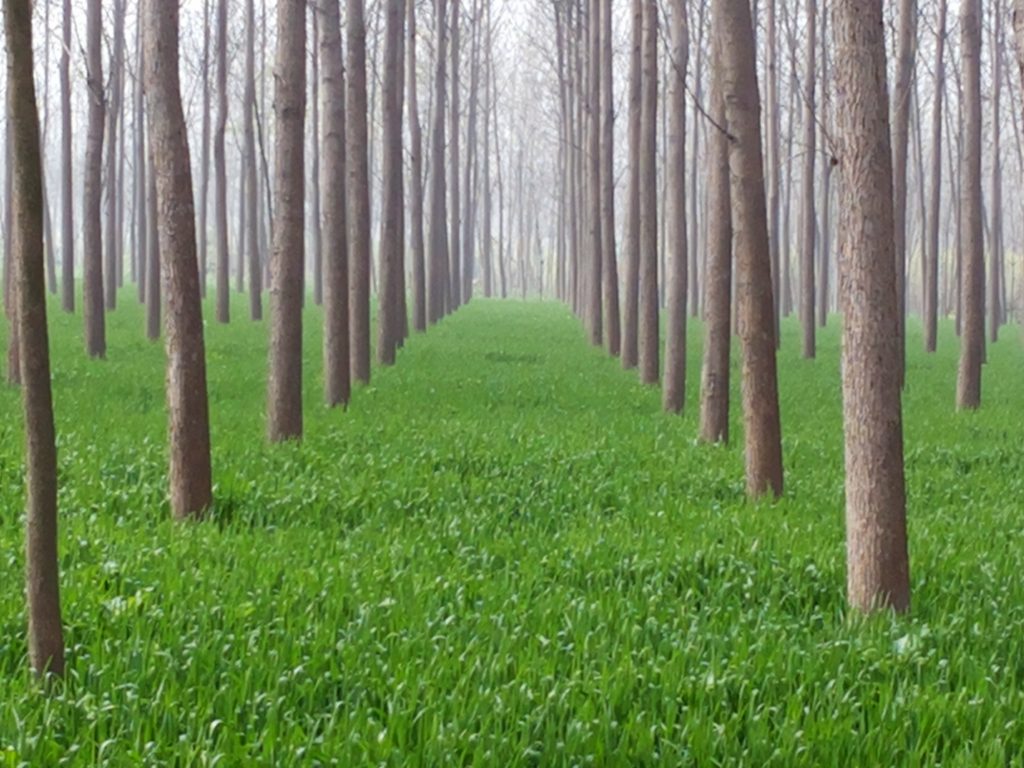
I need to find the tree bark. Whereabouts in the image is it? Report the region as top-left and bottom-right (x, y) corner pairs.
(925, 0), (948, 353)
(717, 0), (784, 498)
(957, 0), (983, 410)
(267, 0), (306, 440)
(408, 0), (427, 330)
(214, 0), (230, 324)
(321, 0), (351, 408)
(145, 143), (160, 341)
(6, 0), (66, 677)
(662, 0), (687, 412)
(799, 0), (816, 359)
(833, 0), (911, 613)
(621, 0), (641, 369)
(198, 0), (211, 297)
(143, 0), (214, 520)
(348, 0), (372, 383)
(83, 0), (106, 358)
(600, 0), (620, 356)
(104, 0), (126, 311)
(428, 0), (451, 324)
(637, 0), (658, 384)
(245, 0), (262, 320)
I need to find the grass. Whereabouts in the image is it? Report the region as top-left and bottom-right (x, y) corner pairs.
(2, 289), (1024, 765)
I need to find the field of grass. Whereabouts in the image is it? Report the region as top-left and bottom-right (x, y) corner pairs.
(2, 292), (1024, 765)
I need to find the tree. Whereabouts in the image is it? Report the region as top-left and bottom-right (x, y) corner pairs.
(378, 0), (405, 365)
(6, 0), (66, 678)
(716, 0), (784, 498)
(348, 0), (372, 383)
(637, 0), (658, 385)
(428, 0), (451, 324)
(408, 0), (427, 332)
(799, 0), (816, 359)
(662, 0), (687, 413)
(267, 0), (306, 440)
(244, 0), (262, 320)
(699, 24), (731, 444)
(83, 0), (106, 358)
(321, 0), (351, 408)
(957, 0), (983, 411)
(925, 0), (948, 354)
(60, 0), (73, 313)
(585, 0), (603, 346)
(198, 0), (211, 297)
(449, 0), (463, 311)
(214, 0), (230, 324)
(892, 0), (917, 386)
(600, 0), (620, 356)
(621, 0), (641, 370)
(143, 0), (214, 520)
(832, 0), (910, 614)
(145, 143), (160, 341)
(104, 0), (126, 311)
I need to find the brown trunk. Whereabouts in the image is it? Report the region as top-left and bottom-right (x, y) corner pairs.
(990, 5), (1003, 344)
(600, 0), (620, 356)
(428, 0), (450, 324)
(448, 0), (463, 311)
(321, 0), (351, 408)
(143, 0), (214, 520)
(311, 14), (323, 308)
(799, 0), (816, 359)
(60, 0), (74, 313)
(957, 0), (983, 410)
(637, 0), (658, 384)
(662, 0), (687, 413)
(348, 0), (372, 383)
(267, 0), (306, 440)
(244, 0), (262, 320)
(892, 0), (917, 386)
(6, 0), (66, 677)
(766, 0), (780, 345)
(621, 0), (641, 368)
(833, 0), (911, 613)
(83, 0), (106, 358)
(145, 143), (160, 341)
(925, 0), (948, 353)
(214, 0), (230, 323)
(104, 0), (125, 311)
(198, 0), (211, 297)
(699, 26), (731, 444)
(408, 0), (427, 330)
(717, 0), (784, 498)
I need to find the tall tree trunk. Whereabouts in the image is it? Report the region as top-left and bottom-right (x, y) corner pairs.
(621, 0), (642, 369)
(348, 0), (372, 383)
(461, 0), (481, 305)
(267, 0), (306, 440)
(428, 0), (450, 324)
(990, 4), (1003, 344)
(378, 0), (405, 365)
(799, 0), (816, 359)
(214, 0), (230, 323)
(6, 0), (66, 677)
(957, 0), (983, 410)
(637, 0), (658, 384)
(143, 0), (214, 520)
(83, 0), (106, 358)
(481, 0), (493, 301)
(766, 0), (781, 345)
(689, 0), (707, 319)
(135, 22), (147, 305)
(717, 0), (784, 498)
(662, 0), (687, 412)
(60, 0), (74, 313)
(145, 138), (161, 341)
(104, 0), (125, 311)
(311, 12), (323, 308)
(600, 0), (620, 355)
(926, 0), (948, 353)
(699, 24), (731, 444)
(321, 0), (351, 408)
(892, 0), (917, 386)
(833, 0), (911, 614)
(198, 0), (211, 297)
(448, 0), (463, 311)
(407, 0), (427, 331)
(817, 5), (832, 328)
(245, 0), (262, 319)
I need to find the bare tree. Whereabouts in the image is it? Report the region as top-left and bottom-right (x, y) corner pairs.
(244, 0), (262, 320)
(143, 0), (214, 519)
(267, 0), (307, 440)
(717, 0), (784, 497)
(662, 0), (688, 413)
(7, 0), (66, 678)
(833, 0), (910, 613)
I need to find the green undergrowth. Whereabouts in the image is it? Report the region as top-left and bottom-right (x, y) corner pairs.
(2, 289), (1024, 766)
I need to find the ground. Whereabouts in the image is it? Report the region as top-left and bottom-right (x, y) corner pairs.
(2, 293), (1024, 765)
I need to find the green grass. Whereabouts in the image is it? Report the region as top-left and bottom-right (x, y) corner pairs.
(3, 289), (1024, 765)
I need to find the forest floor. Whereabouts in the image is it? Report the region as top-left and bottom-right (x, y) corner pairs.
(3, 294), (1024, 765)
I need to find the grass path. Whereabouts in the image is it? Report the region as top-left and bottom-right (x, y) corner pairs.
(2, 295), (1024, 765)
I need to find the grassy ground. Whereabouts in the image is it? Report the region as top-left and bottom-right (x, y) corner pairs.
(2, 292), (1024, 765)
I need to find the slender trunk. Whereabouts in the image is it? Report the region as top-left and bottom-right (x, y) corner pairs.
(83, 0), (107, 358)
(348, 0), (372, 383)
(104, 0), (125, 311)
(637, 0), (658, 384)
(600, 0), (620, 355)
(146, 140), (160, 341)
(245, 0), (262, 319)
(408, 0), (427, 330)
(214, 0), (230, 323)
(799, 0), (816, 359)
(428, 0), (451, 324)
(892, 0), (917, 386)
(990, 5), (1003, 344)
(198, 0), (211, 297)
(621, 0), (641, 368)
(60, 0), (74, 313)
(925, 1), (947, 353)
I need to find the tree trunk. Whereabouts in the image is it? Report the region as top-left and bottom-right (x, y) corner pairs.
(833, 0), (911, 614)
(214, 0), (230, 323)
(662, 0), (687, 412)
(60, 0), (74, 313)
(146, 143), (161, 341)
(134, 22), (147, 305)
(637, 0), (658, 384)
(378, 0), (405, 365)
(925, 0), (947, 353)
(348, 0), (372, 383)
(600, 0), (620, 356)
(621, 0), (641, 369)
(104, 0), (125, 311)
(990, 4), (1003, 344)
(267, 0), (306, 440)
(321, 0), (351, 408)
(717, 0), (784, 498)
(143, 0), (214, 520)
(83, 0), (106, 358)
(6, 0), (66, 677)
(957, 0), (983, 410)
(799, 0), (816, 359)
(198, 0), (211, 297)
(428, 0), (450, 324)
(408, 0), (427, 330)
(699, 24), (731, 444)
(245, 0), (262, 320)
(449, 0), (463, 311)
(766, 0), (780, 346)
(311, 13), (323, 308)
